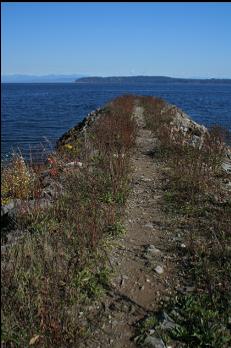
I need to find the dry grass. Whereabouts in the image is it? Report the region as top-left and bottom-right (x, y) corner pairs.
(1, 95), (138, 347)
(140, 95), (231, 347)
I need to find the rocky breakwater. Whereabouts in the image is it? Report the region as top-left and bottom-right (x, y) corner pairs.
(2, 97), (231, 252)
(56, 106), (105, 152)
(164, 102), (231, 174)
(1, 106), (107, 251)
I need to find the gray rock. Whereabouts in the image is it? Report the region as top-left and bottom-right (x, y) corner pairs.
(40, 169), (50, 179)
(190, 135), (201, 147)
(159, 311), (178, 330)
(6, 229), (23, 243)
(27, 198), (52, 210)
(143, 335), (166, 348)
(122, 275), (129, 280)
(144, 223), (154, 229)
(41, 181), (63, 199)
(1, 245), (7, 254)
(42, 175), (53, 187)
(155, 266), (164, 274)
(142, 178), (152, 182)
(222, 161), (231, 173)
(146, 245), (161, 256)
(41, 187), (57, 199)
(1, 200), (15, 217)
(148, 329), (155, 335)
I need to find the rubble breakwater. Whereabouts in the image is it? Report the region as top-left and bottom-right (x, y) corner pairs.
(2, 97), (231, 250)
(1, 95), (231, 348)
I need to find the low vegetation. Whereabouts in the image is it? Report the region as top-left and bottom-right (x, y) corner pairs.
(1, 95), (137, 347)
(136, 96), (231, 347)
(2, 95), (230, 347)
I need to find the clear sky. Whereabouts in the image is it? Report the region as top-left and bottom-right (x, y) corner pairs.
(1, 2), (231, 78)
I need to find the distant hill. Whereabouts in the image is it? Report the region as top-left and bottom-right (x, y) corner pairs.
(2, 74), (87, 83)
(3, 74), (231, 84)
(75, 76), (231, 84)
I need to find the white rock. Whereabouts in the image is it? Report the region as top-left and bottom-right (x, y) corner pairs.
(155, 266), (164, 274)
(123, 275), (129, 280)
(222, 161), (231, 173)
(65, 161), (83, 168)
(143, 335), (166, 348)
(147, 245), (161, 255)
(144, 223), (154, 229)
(65, 161), (75, 167)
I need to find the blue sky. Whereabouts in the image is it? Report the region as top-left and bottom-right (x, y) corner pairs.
(2, 2), (231, 78)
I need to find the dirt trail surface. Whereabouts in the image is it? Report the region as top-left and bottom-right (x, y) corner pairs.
(86, 101), (181, 348)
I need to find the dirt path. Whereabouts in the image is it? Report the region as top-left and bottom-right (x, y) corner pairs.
(87, 101), (181, 348)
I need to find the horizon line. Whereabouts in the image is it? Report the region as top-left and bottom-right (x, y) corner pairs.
(2, 74), (231, 80)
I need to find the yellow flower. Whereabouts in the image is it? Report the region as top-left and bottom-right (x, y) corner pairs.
(65, 144), (73, 150)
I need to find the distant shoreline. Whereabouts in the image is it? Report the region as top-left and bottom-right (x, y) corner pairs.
(2, 75), (231, 84)
(2, 81), (231, 85)
(75, 76), (231, 84)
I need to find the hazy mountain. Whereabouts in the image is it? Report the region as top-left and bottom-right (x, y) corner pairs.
(1, 74), (87, 83)
(75, 75), (231, 84)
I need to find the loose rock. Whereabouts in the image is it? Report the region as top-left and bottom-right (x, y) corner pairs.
(155, 266), (164, 274)
(144, 223), (154, 229)
(143, 335), (166, 348)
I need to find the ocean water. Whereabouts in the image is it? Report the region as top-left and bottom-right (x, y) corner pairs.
(2, 82), (231, 161)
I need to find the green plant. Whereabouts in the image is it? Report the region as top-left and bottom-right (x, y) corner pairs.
(106, 221), (126, 237)
(73, 266), (110, 300)
(168, 294), (231, 347)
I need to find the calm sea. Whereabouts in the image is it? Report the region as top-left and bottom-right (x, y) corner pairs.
(2, 82), (231, 161)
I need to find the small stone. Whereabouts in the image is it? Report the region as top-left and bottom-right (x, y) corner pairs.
(222, 161), (231, 173)
(155, 266), (164, 274)
(65, 161), (75, 167)
(185, 286), (195, 293)
(1, 245), (7, 254)
(143, 335), (166, 348)
(146, 245), (161, 255)
(1, 200), (15, 217)
(144, 223), (154, 229)
(146, 278), (151, 283)
(79, 161), (84, 167)
(143, 178), (152, 182)
(159, 311), (178, 330)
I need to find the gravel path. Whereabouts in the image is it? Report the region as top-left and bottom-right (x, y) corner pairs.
(86, 101), (181, 348)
